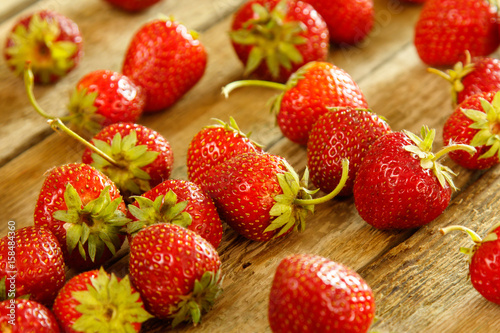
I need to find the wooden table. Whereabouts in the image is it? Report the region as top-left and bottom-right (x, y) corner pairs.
(1, 0), (499, 332)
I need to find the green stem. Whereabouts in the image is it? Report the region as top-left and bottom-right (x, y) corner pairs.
(222, 80), (286, 98)
(439, 225), (483, 243)
(434, 143), (477, 161)
(294, 159), (349, 206)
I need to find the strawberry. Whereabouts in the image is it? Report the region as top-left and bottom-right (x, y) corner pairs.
(428, 52), (500, 105)
(0, 226), (65, 306)
(223, 61), (368, 145)
(66, 69), (145, 135)
(34, 163), (130, 270)
(229, 0), (329, 82)
(52, 267), (152, 332)
(82, 122), (174, 197)
(268, 254), (375, 333)
(186, 117), (264, 187)
(0, 298), (61, 332)
(353, 126), (476, 229)
(4, 10), (83, 84)
(204, 151), (349, 241)
(122, 17), (207, 112)
(443, 90), (500, 170)
(440, 222), (500, 304)
(126, 179), (224, 248)
(305, 0), (374, 45)
(307, 107), (391, 197)
(103, 0), (162, 11)
(414, 0), (500, 66)
(129, 223), (223, 325)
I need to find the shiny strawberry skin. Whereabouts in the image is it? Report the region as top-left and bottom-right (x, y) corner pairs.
(0, 299), (61, 332)
(231, 0), (329, 82)
(269, 254), (375, 333)
(122, 18), (207, 112)
(82, 123), (174, 190)
(443, 91), (500, 169)
(307, 108), (391, 196)
(353, 132), (452, 229)
(305, 0), (374, 45)
(34, 163), (127, 270)
(103, 0), (161, 11)
(457, 57), (500, 104)
(130, 179), (224, 248)
(129, 223), (221, 319)
(278, 61), (368, 145)
(469, 226), (500, 304)
(414, 0), (499, 66)
(0, 226), (65, 306)
(204, 152), (288, 241)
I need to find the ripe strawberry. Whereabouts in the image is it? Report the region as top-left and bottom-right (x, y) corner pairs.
(82, 122), (174, 197)
(204, 152), (349, 241)
(67, 70), (145, 135)
(0, 299), (61, 332)
(34, 163), (130, 271)
(229, 0), (329, 82)
(0, 226), (65, 306)
(269, 254), (375, 333)
(307, 107), (391, 196)
(223, 61), (368, 145)
(186, 117), (264, 186)
(443, 90), (500, 170)
(127, 179), (224, 248)
(429, 52), (500, 105)
(414, 0), (499, 66)
(353, 126), (476, 229)
(103, 0), (162, 11)
(305, 0), (374, 45)
(440, 222), (500, 304)
(52, 268), (152, 332)
(122, 17), (207, 112)
(129, 223), (223, 325)
(4, 10), (83, 84)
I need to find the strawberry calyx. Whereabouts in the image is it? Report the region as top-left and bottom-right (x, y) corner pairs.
(70, 268), (152, 331)
(207, 116), (264, 148)
(67, 87), (106, 135)
(461, 91), (500, 159)
(264, 159), (349, 237)
(440, 224), (499, 262)
(6, 12), (79, 84)
(126, 190), (192, 236)
(53, 184), (130, 262)
(229, 0), (307, 79)
(170, 270), (223, 327)
(427, 51), (475, 105)
(403, 126), (476, 191)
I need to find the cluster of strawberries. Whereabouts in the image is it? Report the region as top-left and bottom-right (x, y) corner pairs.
(1, 0), (500, 332)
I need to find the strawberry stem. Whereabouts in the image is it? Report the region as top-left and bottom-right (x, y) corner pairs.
(294, 159), (349, 206)
(439, 225), (483, 243)
(222, 80), (286, 98)
(434, 143), (477, 161)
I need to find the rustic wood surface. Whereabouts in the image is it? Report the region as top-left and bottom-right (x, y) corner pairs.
(0, 0), (499, 332)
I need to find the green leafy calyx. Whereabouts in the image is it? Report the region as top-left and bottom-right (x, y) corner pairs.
(67, 87), (105, 135)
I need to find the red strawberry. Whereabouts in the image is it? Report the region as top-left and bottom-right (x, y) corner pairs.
(305, 0), (374, 45)
(52, 268), (152, 332)
(443, 90), (500, 170)
(414, 0), (499, 66)
(0, 226), (65, 306)
(429, 52), (500, 105)
(103, 0), (162, 11)
(129, 223), (223, 325)
(82, 122), (174, 197)
(353, 126), (476, 229)
(67, 69), (145, 135)
(307, 107), (391, 196)
(127, 179), (224, 248)
(229, 0), (329, 82)
(186, 117), (264, 186)
(223, 61), (368, 145)
(122, 17), (207, 112)
(4, 10), (83, 84)
(269, 254), (375, 333)
(440, 222), (500, 304)
(0, 299), (61, 332)
(34, 163), (130, 270)
(204, 151), (349, 241)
